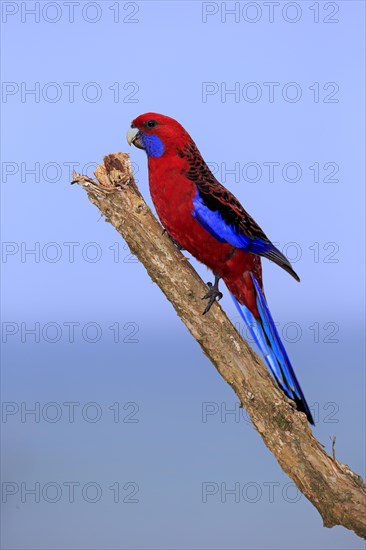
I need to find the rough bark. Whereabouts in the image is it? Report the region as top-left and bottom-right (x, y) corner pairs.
(71, 152), (366, 539)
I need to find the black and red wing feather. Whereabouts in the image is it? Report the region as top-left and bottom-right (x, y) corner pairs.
(180, 141), (300, 282)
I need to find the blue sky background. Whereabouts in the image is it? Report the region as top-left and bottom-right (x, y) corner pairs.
(1, 1), (365, 549)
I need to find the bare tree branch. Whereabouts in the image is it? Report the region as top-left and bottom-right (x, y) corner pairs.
(71, 152), (366, 539)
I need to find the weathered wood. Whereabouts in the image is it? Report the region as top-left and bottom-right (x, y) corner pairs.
(72, 152), (366, 539)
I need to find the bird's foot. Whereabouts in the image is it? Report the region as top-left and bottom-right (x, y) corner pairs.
(202, 275), (222, 315)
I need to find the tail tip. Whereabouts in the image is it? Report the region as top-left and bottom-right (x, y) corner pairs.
(294, 396), (315, 425)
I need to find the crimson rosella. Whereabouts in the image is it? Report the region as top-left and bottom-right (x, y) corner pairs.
(127, 113), (314, 425)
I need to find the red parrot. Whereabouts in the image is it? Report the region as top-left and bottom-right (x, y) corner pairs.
(127, 113), (314, 424)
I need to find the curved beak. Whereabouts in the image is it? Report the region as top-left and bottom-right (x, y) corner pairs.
(126, 127), (145, 149)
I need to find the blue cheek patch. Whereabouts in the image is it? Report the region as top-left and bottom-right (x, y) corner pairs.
(140, 133), (164, 158)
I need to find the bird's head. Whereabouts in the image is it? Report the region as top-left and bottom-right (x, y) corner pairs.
(126, 113), (191, 158)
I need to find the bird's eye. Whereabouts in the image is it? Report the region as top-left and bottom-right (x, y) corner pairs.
(146, 120), (157, 128)
(130, 123), (136, 128)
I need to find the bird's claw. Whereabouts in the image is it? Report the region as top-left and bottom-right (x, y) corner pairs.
(202, 281), (223, 315)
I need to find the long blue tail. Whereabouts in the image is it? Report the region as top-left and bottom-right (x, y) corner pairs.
(231, 274), (314, 425)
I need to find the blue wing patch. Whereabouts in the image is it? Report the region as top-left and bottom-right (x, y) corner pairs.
(192, 190), (300, 282)
(192, 191), (272, 254)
